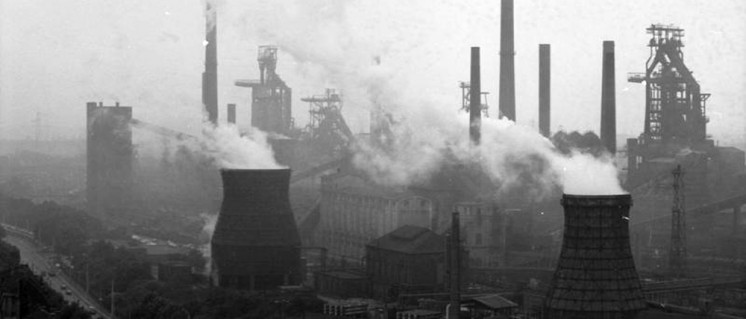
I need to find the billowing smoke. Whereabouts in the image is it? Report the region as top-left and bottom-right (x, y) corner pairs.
(234, 0), (625, 196)
(199, 212), (218, 275)
(200, 124), (283, 170)
(353, 112), (624, 197)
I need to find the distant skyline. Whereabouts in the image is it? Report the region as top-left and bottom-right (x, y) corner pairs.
(1, 0), (744, 150)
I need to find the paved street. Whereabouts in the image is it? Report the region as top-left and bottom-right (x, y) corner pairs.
(3, 229), (111, 318)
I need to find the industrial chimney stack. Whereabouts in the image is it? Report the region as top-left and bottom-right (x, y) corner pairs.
(203, 3), (218, 125)
(227, 103), (236, 124)
(601, 41), (616, 154)
(470, 47), (481, 145)
(539, 44), (550, 138)
(499, 0), (516, 121)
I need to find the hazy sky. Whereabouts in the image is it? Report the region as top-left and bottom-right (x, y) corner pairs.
(1, 0), (744, 149)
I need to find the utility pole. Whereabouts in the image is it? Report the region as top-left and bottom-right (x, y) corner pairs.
(85, 263), (89, 294)
(670, 165), (687, 278)
(111, 278), (115, 317)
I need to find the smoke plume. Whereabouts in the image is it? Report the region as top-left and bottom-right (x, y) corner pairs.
(200, 124), (283, 170)
(238, 0), (625, 196)
(199, 212), (218, 275)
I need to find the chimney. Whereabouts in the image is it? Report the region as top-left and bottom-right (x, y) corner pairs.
(203, 3), (218, 125)
(539, 44), (550, 138)
(470, 47), (481, 145)
(211, 169), (302, 290)
(448, 212), (461, 319)
(544, 194), (646, 318)
(499, 0), (516, 121)
(227, 103), (236, 124)
(601, 41), (616, 154)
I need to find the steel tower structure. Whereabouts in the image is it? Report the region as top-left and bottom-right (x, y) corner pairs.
(628, 25), (710, 148)
(235, 46), (293, 136)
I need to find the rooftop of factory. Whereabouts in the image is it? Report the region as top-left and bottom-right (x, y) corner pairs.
(367, 225), (444, 255)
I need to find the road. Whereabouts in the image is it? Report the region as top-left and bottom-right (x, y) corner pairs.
(3, 230), (112, 319)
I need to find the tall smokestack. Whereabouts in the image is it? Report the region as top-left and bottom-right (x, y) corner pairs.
(227, 103), (236, 124)
(544, 194), (645, 318)
(499, 0), (516, 121)
(601, 41), (616, 154)
(203, 3), (218, 125)
(470, 47), (481, 145)
(448, 212), (461, 319)
(539, 44), (550, 138)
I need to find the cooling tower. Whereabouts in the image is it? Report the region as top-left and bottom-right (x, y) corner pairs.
(544, 194), (645, 319)
(210, 169), (302, 290)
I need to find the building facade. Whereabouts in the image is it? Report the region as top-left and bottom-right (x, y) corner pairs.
(366, 226), (446, 299)
(86, 102), (133, 221)
(318, 174), (434, 264)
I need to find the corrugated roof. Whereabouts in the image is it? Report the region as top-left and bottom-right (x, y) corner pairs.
(469, 294), (518, 310)
(367, 225), (444, 254)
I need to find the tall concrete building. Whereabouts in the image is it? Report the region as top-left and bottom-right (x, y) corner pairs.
(86, 102), (133, 221)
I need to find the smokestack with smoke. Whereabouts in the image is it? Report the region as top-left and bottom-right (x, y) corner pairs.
(539, 44), (550, 138)
(203, 2), (218, 125)
(601, 41), (616, 154)
(499, 0), (516, 121)
(470, 47), (481, 145)
(227, 103), (236, 124)
(241, 1), (625, 197)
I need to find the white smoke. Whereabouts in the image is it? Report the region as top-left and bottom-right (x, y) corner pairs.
(353, 108), (625, 197)
(199, 212), (218, 275)
(231, 0), (625, 196)
(200, 124), (283, 170)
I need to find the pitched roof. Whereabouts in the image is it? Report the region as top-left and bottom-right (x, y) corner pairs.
(367, 225), (444, 254)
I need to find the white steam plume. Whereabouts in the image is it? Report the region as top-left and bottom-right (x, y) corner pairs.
(353, 112), (624, 197)
(200, 124), (283, 170)
(236, 0), (624, 196)
(199, 212), (218, 275)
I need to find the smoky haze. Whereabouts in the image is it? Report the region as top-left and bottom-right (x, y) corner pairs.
(1, 0), (744, 152)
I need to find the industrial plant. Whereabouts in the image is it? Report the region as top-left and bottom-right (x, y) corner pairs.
(0, 1), (744, 318)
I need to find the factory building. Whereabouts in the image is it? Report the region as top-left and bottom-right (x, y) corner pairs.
(453, 202), (539, 270)
(317, 173), (435, 264)
(86, 102), (133, 221)
(453, 202), (505, 268)
(366, 225), (446, 299)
